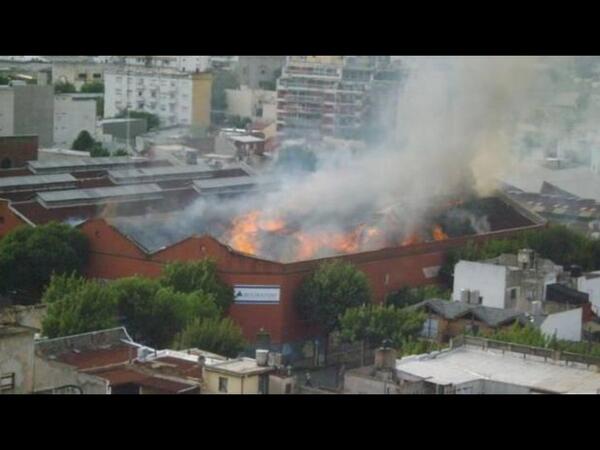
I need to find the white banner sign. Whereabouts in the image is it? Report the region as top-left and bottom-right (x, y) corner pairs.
(234, 285), (281, 304)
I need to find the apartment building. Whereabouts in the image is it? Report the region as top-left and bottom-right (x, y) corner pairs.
(276, 56), (397, 139)
(238, 56), (285, 90)
(104, 67), (213, 129)
(52, 58), (105, 90)
(54, 94), (98, 147)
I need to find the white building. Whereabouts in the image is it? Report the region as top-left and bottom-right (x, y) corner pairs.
(395, 338), (600, 394)
(53, 94), (98, 147)
(452, 250), (561, 312)
(104, 67), (212, 129)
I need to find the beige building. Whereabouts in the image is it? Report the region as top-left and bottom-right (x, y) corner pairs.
(225, 86), (277, 121)
(203, 357), (275, 394)
(52, 61), (104, 90)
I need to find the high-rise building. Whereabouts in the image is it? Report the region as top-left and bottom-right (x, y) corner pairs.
(104, 67), (213, 129)
(238, 56), (285, 90)
(276, 56), (398, 140)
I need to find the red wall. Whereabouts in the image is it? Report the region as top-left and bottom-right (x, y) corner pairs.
(80, 219), (544, 345)
(0, 135), (38, 168)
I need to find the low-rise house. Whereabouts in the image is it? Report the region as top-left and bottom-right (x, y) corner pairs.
(203, 351), (276, 394)
(412, 299), (526, 342)
(395, 336), (600, 394)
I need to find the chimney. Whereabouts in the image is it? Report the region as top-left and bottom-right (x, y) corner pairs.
(518, 249), (534, 270)
(255, 349), (269, 367)
(460, 289), (470, 303)
(198, 355), (206, 377)
(374, 347), (397, 371)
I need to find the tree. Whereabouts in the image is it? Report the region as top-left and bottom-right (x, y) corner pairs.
(89, 143), (110, 157)
(80, 81), (104, 93)
(0, 223), (89, 302)
(115, 110), (159, 130)
(111, 278), (221, 348)
(42, 275), (118, 338)
(0, 75), (9, 85)
(113, 148), (128, 156)
(72, 130), (96, 151)
(54, 81), (76, 94)
(173, 317), (246, 358)
(296, 260), (371, 360)
(211, 70), (240, 125)
(339, 304), (425, 364)
(160, 260), (234, 313)
(95, 97), (104, 118)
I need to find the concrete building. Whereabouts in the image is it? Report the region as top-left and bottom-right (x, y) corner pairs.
(276, 56), (395, 139)
(52, 59), (104, 90)
(214, 128), (266, 159)
(238, 56), (285, 90)
(225, 86), (277, 121)
(203, 355), (275, 394)
(104, 67), (213, 129)
(0, 325), (36, 394)
(54, 94), (97, 148)
(394, 336), (600, 394)
(452, 250), (563, 313)
(0, 84), (54, 147)
(99, 118), (148, 151)
(451, 250), (591, 341)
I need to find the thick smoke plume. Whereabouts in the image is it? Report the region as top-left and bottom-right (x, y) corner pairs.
(115, 57), (567, 261)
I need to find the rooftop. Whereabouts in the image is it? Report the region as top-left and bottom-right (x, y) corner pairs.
(36, 183), (163, 209)
(412, 299), (526, 327)
(502, 160), (600, 201)
(206, 357), (274, 376)
(396, 344), (600, 393)
(107, 163), (251, 185)
(0, 173), (77, 193)
(28, 156), (160, 175)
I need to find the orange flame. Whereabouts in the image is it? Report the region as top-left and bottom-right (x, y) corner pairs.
(259, 217), (286, 232)
(402, 233), (422, 246)
(432, 224), (448, 241)
(229, 210), (260, 254)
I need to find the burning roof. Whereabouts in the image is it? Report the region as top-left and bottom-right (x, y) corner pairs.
(106, 193), (540, 262)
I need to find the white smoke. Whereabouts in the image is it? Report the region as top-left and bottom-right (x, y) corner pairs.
(113, 56), (581, 260)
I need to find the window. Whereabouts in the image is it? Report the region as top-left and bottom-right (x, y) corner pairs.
(1, 158), (12, 169)
(218, 377), (228, 393)
(285, 383), (292, 394)
(510, 288), (517, 300)
(93, 73), (102, 79)
(1, 373), (15, 391)
(78, 73), (87, 80)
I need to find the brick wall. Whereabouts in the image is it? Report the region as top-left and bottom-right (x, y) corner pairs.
(0, 135), (38, 169)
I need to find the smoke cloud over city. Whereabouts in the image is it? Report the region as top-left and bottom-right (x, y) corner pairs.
(114, 57), (577, 262)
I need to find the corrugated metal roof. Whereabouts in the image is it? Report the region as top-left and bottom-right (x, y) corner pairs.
(28, 156), (155, 174)
(108, 163), (250, 185)
(37, 183), (163, 208)
(0, 173), (77, 192)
